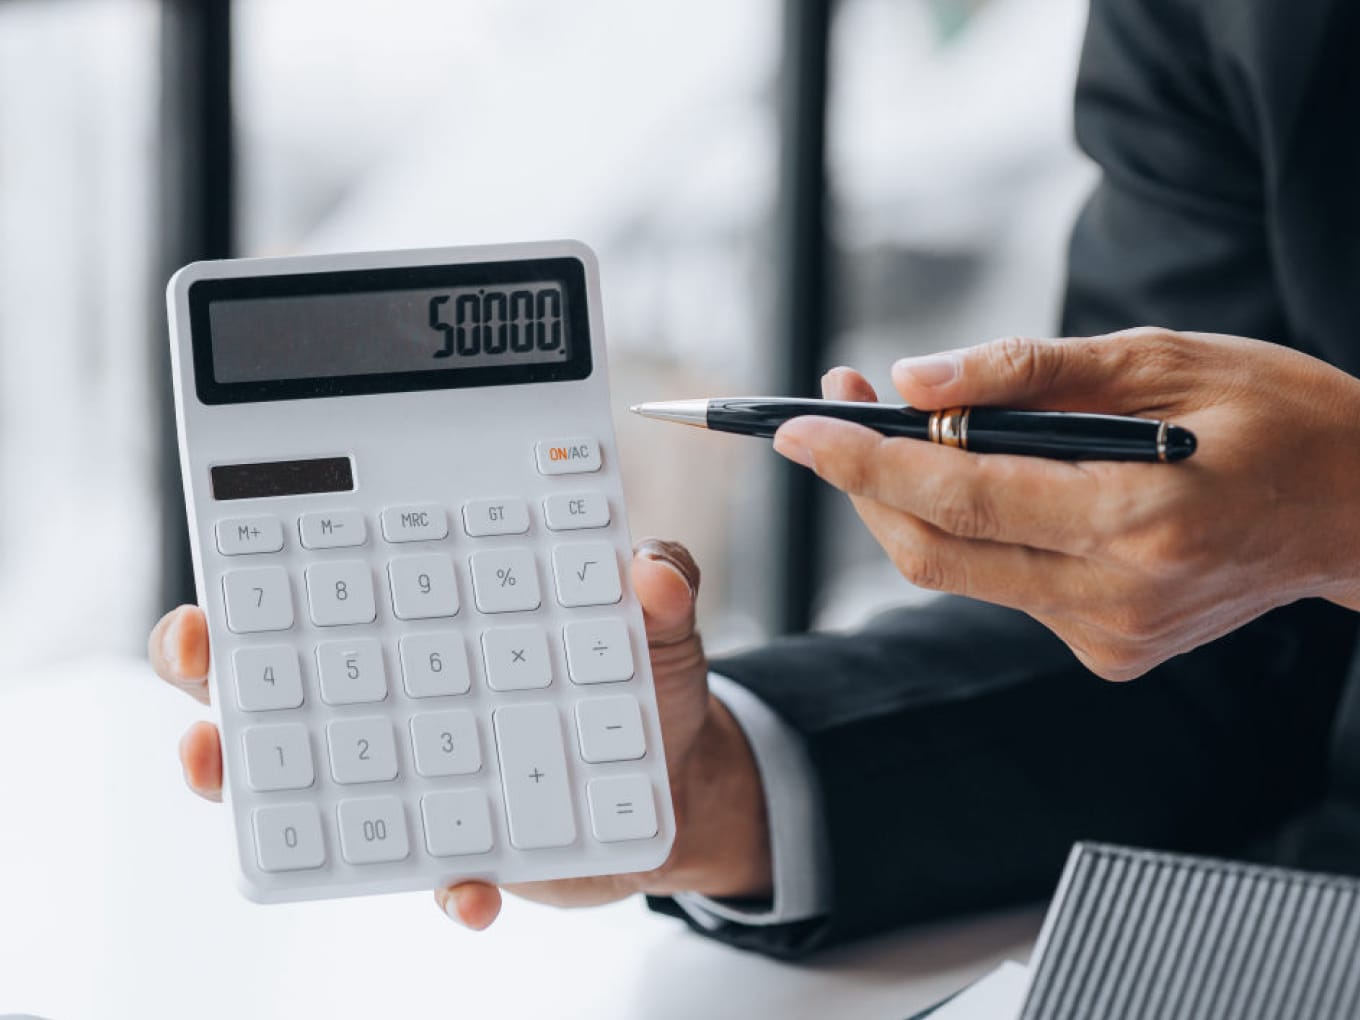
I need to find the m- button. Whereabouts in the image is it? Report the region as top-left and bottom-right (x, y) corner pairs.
(535, 438), (601, 476)
(381, 504), (449, 543)
(299, 509), (366, 549)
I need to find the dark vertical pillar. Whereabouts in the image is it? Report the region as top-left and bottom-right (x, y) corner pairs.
(773, 0), (833, 634)
(153, 0), (234, 614)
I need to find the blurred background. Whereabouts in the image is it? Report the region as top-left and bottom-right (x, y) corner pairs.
(0, 0), (1091, 1014)
(0, 0), (1093, 674)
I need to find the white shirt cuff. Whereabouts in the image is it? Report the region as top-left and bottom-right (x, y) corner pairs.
(672, 672), (831, 928)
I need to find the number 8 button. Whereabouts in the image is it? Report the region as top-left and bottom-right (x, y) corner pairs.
(305, 560), (376, 626)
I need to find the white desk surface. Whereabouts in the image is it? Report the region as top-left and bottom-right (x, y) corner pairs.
(0, 657), (1041, 1020)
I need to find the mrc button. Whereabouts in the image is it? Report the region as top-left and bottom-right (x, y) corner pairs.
(535, 438), (601, 475)
(381, 504), (449, 543)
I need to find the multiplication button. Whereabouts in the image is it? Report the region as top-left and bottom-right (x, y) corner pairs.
(299, 509), (365, 549)
(381, 504), (448, 543)
(216, 516), (283, 556)
(482, 625), (551, 691)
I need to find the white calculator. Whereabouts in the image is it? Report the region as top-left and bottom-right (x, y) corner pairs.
(167, 241), (675, 902)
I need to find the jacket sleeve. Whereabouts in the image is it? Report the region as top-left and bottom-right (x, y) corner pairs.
(650, 0), (1360, 959)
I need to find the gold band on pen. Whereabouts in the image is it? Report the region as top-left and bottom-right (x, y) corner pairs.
(929, 407), (970, 450)
(1155, 420), (1169, 463)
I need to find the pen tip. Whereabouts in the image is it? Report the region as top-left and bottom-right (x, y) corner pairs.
(628, 404), (642, 415)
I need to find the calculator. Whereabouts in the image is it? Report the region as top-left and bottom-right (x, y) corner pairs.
(167, 241), (675, 902)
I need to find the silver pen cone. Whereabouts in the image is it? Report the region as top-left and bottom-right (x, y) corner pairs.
(628, 399), (711, 429)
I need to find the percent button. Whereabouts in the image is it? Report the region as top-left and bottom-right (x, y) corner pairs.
(469, 548), (542, 614)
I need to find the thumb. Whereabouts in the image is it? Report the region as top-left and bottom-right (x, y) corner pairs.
(891, 333), (1152, 413)
(631, 539), (699, 646)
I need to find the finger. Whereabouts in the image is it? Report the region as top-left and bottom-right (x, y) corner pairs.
(773, 416), (1101, 552)
(632, 539), (699, 646)
(435, 882), (503, 930)
(891, 329), (1192, 415)
(848, 495), (1079, 614)
(148, 605), (211, 703)
(820, 366), (878, 403)
(178, 721), (223, 801)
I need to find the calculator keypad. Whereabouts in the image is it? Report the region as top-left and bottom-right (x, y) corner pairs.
(388, 554), (460, 620)
(305, 561), (377, 627)
(243, 723), (315, 791)
(327, 716), (399, 784)
(316, 638), (387, 705)
(399, 632), (471, 698)
(551, 542), (623, 607)
(469, 548), (542, 613)
(223, 566), (295, 633)
(214, 462), (666, 892)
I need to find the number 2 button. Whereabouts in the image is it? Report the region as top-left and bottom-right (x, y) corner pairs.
(327, 716), (398, 784)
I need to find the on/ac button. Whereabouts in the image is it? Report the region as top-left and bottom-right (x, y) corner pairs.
(535, 438), (602, 475)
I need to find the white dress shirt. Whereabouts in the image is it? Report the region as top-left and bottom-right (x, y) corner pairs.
(672, 673), (831, 928)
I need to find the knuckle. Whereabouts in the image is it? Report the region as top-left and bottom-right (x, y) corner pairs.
(929, 482), (998, 541)
(1086, 642), (1152, 683)
(893, 542), (951, 593)
(989, 335), (1052, 390)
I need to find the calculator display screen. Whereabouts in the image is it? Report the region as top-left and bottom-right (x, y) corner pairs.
(189, 257), (592, 403)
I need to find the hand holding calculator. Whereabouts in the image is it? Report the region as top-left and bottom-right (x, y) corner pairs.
(165, 242), (679, 903)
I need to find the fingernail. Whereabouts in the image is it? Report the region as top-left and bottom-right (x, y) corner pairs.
(636, 538), (699, 596)
(894, 353), (959, 387)
(442, 894), (465, 926)
(162, 610), (183, 674)
(773, 433), (815, 470)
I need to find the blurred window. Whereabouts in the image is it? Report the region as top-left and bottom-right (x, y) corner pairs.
(0, 0), (157, 676)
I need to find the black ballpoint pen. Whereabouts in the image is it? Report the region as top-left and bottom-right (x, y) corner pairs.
(628, 397), (1197, 463)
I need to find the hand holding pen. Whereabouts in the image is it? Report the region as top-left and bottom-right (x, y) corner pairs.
(633, 329), (1360, 682)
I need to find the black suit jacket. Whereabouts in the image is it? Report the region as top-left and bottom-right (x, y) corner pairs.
(652, 0), (1360, 958)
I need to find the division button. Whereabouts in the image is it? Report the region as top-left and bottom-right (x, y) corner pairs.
(562, 618), (636, 684)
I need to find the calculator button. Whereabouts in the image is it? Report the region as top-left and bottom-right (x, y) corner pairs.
(482, 625), (552, 691)
(327, 716), (399, 784)
(563, 618), (636, 684)
(421, 790), (494, 857)
(305, 561), (376, 627)
(380, 504), (449, 543)
(253, 803), (325, 872)
(543, 492), (610, 531)
(233, 645), (304, 712)
(337, 796), (410, 865)
(410, 709), (482, 776)
(535, 437), (602, 475)
(222, 567), (295, 633)
(493, 703), (576, 850)
(551, 542), (623, 607)
(298, 509), (366, 550)
(399, 632), (472, 698)
(388, 554), (460, 620)
(242, 723), (315, 791)
(216, 516), (284, 556)
(587, 775), (658, 843)
(469, 548), (542, 613)
(316, 638), (388, 704)
(463, 498), (530, 537)
(575, 695), (646, 762)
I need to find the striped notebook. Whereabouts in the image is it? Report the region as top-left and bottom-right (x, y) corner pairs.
(1019, 842), (1360, 1019)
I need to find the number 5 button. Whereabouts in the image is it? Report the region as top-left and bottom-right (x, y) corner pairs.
(551, 542), (622, 607)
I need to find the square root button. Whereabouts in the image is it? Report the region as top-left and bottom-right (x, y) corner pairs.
(535, 438), (601, 475)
